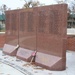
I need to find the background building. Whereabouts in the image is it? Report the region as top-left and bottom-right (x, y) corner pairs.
(0, 14), (5, 32)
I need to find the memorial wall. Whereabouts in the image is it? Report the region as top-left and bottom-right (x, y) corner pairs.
(3, 4), (67, 70)
(5, 10), (19, 45)
(34, 4), (67, 70)
(3, 10), (19, 56)
(19, 9), (36, 50)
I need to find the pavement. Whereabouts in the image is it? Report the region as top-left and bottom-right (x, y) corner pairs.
(0, 50), (75, 75)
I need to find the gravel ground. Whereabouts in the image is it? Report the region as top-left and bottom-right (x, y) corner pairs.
(0, 50), (75, 75)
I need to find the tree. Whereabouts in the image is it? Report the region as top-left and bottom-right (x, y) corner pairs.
(0, 4), (8, 14)
(55, 0), (75, 11)
(22, 0), (44, 8)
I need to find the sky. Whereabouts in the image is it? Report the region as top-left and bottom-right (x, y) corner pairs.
(0, 0), (57, 10)
(0, 0), (75, 10)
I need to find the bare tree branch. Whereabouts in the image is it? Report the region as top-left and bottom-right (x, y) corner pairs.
(22, 0), (44, 8)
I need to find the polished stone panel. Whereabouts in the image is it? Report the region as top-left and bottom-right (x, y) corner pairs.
(35, 52), (66, 70)
(19, 9), (36, 50)
(3, 10), (19, 56)
(3, 44), (18, 56)
(17, 47), (34, 62)
(17, 9), (36, 61)
(5, 10), (19, 46)
(35, 4), (67, 70)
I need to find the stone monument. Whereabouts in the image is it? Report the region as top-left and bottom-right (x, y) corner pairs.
(3, 4), (67, 70)
(3, 10), (19, 56)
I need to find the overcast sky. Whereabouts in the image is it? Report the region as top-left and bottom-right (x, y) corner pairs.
(0, 0), (57, 9)
(0, 0), (75, 10)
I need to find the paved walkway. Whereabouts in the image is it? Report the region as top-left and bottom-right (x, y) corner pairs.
(0, 50), (75, 75)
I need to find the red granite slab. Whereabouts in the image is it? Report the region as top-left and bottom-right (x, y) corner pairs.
(3, 10), (19, 56)
(16, 47), (34, 62)
(35, 4), (67, 70)
(3, 44), (19, 56)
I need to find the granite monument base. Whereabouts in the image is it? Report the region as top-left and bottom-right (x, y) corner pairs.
(3, 44), (19, 56)
(35, 52), (66, 70)
(16, 48), (35, 62)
